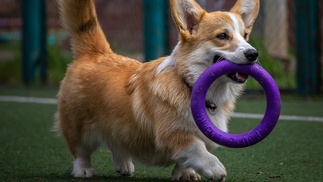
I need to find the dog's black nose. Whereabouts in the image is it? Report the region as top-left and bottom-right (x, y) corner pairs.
(244, 49), (258, 62)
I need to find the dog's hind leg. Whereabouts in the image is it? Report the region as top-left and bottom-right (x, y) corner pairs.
(71, 143), (98, 178)
(109, 145), (135, 176)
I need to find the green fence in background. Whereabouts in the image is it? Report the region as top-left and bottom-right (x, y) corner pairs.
(295, 0), (321, 95)
(22, 0), (47, 86)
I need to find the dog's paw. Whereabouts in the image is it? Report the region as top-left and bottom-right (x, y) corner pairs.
(72, 167), (97, 178)
(173, 140), (227, 181)
(198, 155), (226, 181)
(172, 166), (201, 181)
(114, 160), (135, 176)
(72, 157), (97, 178)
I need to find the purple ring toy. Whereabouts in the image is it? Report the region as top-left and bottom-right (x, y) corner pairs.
(191, 60), (281, 148)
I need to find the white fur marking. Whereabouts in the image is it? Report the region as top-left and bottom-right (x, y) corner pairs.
(226, 12), (256, 64)
(228, 13), (248, 43)
(157, 56), (175, 74)
(156, 43), (179, 74)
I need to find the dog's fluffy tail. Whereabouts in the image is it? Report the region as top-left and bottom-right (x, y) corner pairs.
(58, 0), (111, 59)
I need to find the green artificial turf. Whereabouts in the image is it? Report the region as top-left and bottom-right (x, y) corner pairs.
(0, 88), (323, 181)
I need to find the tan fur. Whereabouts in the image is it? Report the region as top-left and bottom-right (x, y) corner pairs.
(55, 0), (259, 180)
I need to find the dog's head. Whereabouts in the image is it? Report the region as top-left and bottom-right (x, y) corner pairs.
(158, 0), (260, 86)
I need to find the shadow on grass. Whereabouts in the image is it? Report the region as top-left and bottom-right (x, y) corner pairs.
(18, 173), (172, 182)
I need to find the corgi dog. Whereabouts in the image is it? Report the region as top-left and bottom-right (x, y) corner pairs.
(54, 0), (259, 181)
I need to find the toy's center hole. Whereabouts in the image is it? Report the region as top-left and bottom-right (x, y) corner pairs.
(229, 77), (266, 134)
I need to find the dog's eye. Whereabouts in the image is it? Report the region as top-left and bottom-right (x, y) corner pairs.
(216, 33), (229, 40)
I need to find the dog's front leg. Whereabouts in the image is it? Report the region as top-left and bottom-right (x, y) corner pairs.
(172, 163), (201, 181)
(172, 140), (227, 181)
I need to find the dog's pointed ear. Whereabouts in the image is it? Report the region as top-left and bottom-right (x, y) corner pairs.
(231, 0), (260, 32)
(170, 0), (205, 41)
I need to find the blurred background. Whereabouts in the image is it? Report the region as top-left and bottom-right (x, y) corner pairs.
(0, 0), (322, 96)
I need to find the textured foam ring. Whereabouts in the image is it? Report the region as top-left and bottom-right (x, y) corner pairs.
(191, 60), (281, 148)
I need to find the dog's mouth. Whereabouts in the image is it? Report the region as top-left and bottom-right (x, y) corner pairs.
(227, 72), (249, 83)
(213, 55), (249, 84)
